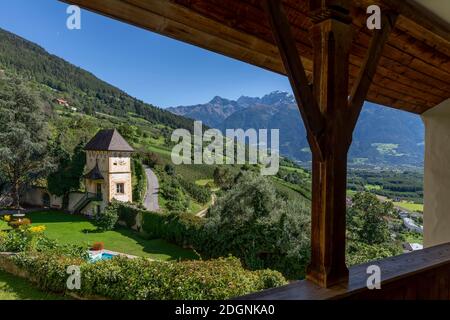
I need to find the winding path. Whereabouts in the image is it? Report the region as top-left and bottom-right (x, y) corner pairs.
(143, 166), (160, 212)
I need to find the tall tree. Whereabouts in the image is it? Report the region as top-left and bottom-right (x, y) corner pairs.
(0, 78), (54, 208)
(346, 192), (394, 245)
(47, 140), (86, 208)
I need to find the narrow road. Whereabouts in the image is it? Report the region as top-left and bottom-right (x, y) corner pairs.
(143, 166), (160, 212)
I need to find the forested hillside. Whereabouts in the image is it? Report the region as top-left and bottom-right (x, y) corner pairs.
(0, 28), (194, 131)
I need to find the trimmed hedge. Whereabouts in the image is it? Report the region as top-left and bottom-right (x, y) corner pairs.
(142, 210), (205, 248)
(116, 201), (140, 229)
(8, 253), (286, 300)
(132, 159), (147, 204)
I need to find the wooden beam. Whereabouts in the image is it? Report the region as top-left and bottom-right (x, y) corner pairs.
(354, 0), (450, 44)
(306, 13), (354, 287)
(62, 0), (310, 76)
(348, 11), (398, 133)
(262, 0), (325, 158)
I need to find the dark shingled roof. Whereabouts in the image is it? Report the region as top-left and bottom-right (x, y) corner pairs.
(84, 129), (134, 152)
(83, 162), (104, 180)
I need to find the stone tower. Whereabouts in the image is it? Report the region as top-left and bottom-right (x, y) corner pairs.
(80, 129), (134, 215)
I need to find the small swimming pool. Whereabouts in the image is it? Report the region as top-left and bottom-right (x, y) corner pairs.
(88, 251), (117, 262)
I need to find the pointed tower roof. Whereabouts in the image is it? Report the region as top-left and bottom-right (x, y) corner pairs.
(84, 129), (134, 152)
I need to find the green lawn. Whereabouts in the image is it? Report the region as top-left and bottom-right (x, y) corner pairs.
(393, 201), (424, 212)
(364, 184), (382, 191)
(195, 179), (214, 187)
(0, 211), (197, 261)
(0, 270), (66, 300)
(403, 232), (424, 245)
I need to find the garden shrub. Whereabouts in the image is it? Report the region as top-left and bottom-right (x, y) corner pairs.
(346, 241), (403, 266)
(8, 218), (31, 229)
(9, 253), (286, 300)
(132, 158), (147, 204)
(12, 252), (84, 292)
(94, 202), (119, 231)
(0, 227), (88, 259)
(178, 178), (211, 204)
(115, 201), (140, 228)
(160, 177), (189, 213)
(142, 210), (206, 248)
(0, 229), (31, 252)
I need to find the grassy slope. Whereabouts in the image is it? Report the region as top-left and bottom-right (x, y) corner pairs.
(394, 201), (424, 212)
(0, 270), (66, 300)
(1, 211), (197, 261)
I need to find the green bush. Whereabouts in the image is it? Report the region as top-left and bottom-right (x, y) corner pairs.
(0, 228), (88, 259)
(132, 159), (147, 204)
(160, 176), (189, 213)
(115, 201), (140, 228)
(178, 178), (211, 204)
(346, 241), (403, 266)
(12, 252), (84, 292)
(142, 210), (205, 248)
(0, 229), (31, 252)
(10, 253), (286, 300)
(94, 203), (119, 231)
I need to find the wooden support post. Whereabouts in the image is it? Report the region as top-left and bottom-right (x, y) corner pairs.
(306, 7), (353, 287)
(265, 0), (393, 287)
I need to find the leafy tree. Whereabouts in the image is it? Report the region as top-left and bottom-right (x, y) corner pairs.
(178, 178), (211, 204)
(347, 192), (394, 245)
(142, 151), (163, 168)
(47, 141), (86, 208)
(0, 79), (54, 208)
(160, 177), (189, 213)
(204, 172), (311, 279)
(346, 241), (402, 266)
(95, 202), (119, 231)
(164, 164), (175, 176)
(117, 124), (140, 143)
(213, 166), (236, 190)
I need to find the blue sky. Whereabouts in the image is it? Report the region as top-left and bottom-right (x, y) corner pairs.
(0, 0), (292, 108)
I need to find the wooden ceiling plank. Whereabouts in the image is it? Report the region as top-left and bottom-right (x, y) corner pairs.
(354, 0), (450, 46)
(63, 0), (292, 76)
(397, 16), (450, 57)
(349, 12), (398, 129)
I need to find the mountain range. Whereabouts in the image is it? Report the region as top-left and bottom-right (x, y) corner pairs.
(168, 91), (425, 168)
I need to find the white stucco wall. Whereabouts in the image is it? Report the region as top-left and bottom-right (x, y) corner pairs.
(422, 98), (450, 247)
(22, 188), (46, 207)
(67, 192), (86, 212)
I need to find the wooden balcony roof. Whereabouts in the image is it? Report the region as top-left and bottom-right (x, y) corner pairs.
(65, 0), (450, 114)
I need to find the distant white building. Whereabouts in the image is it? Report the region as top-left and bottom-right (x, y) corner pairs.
(403, 242), (423, 252)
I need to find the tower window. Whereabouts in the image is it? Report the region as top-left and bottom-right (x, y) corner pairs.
(116, 183), (125, 194)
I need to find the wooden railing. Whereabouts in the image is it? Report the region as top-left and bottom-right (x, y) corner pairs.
(239, 242), (450, 300)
